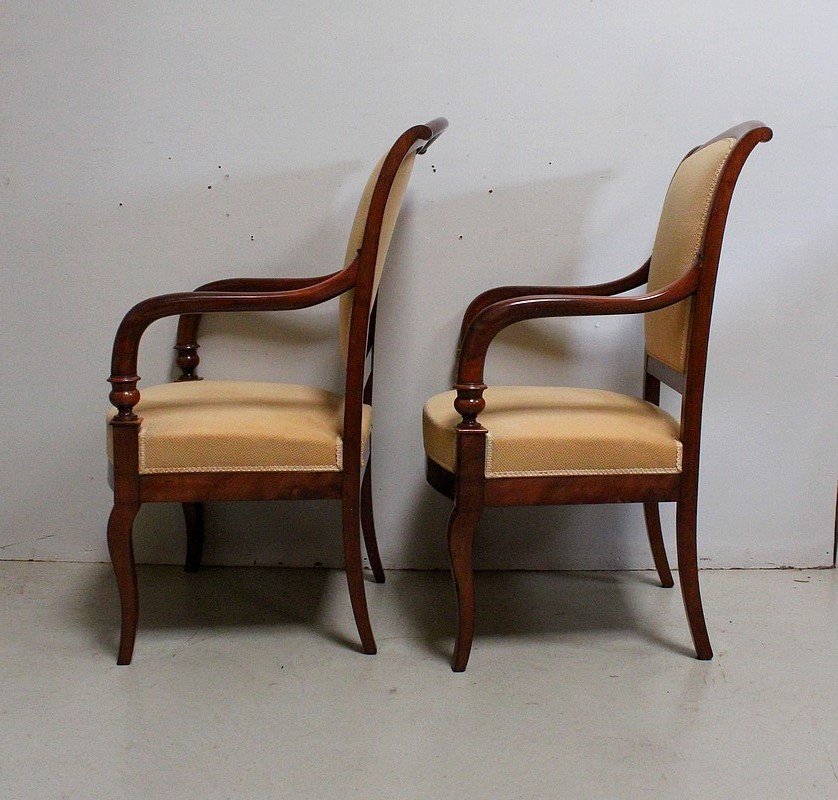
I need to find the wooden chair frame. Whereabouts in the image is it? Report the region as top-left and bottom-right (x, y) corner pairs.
(426, 122), (772, 671)
(107, 118), (447, 664)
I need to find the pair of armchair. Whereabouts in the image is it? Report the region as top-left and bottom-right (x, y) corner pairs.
(106, 119), (771, 670)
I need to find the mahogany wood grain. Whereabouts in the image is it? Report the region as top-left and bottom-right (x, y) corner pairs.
(139, 471), (343, 503)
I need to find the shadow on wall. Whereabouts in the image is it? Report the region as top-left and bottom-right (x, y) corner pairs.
(374, 168), (651, 572)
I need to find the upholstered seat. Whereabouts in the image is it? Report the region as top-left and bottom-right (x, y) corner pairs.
(423, 386), (681, 477)
(107, 381), (371, 474)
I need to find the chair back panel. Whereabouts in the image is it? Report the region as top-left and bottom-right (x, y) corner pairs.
(645, 137), (735, 372)
(339, 151), (417, 359)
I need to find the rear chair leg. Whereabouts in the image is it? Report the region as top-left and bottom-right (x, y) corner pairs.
(107, 503), (141, 665)
(643, 502), (674, 588)
(676, 498), (712, 660)
(182, 502), (204, 572)
(360, 461), (385, 583)
(343, 486), (377, 655)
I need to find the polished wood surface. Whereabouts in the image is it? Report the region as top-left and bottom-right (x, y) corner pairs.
(428, 121), (772, 670)
(106, 119), (447, 664)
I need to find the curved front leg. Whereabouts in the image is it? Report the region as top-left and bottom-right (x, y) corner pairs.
(107, 502), (141, 664)
(448, 422), (487, 672)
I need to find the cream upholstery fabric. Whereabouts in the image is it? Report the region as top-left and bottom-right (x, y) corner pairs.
(423, 386), (681, 477)
(645, 138), (735, 372)
(338, 151), (416, 359)
(107, 381), (371, 474)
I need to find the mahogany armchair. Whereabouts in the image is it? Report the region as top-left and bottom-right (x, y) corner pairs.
(423, 122), (772, 671)
(106, 118), (447, 664)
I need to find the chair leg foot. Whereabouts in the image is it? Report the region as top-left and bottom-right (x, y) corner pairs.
(107, 503), (140, 665)
(676, 499), (712, 660)
(448, 501), (481, 672)
(182, 502), (204, 572)
(360, 462), (385, 584)
(643, 502), (674, 588)
(343, 489), (376, 655)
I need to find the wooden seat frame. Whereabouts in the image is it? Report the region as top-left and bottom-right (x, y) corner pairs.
(107, 118), (447, 664)
(426, 122), (772, 671)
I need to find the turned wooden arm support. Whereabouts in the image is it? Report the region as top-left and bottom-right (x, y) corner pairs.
(458, 259), (651, 346)
(108, 262), (357, 420)
(452, 266), (700, 428)
(173, 272), (341, 379)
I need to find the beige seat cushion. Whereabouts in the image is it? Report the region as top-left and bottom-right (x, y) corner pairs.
(423, 386), (681, 477)
(107, 381), (371, 474)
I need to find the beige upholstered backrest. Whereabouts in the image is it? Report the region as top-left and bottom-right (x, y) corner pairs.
(338, 151), (417, 359)
(645, 138), (735, 372)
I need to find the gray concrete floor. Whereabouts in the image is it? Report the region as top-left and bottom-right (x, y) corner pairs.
(1, 562), (836, 799)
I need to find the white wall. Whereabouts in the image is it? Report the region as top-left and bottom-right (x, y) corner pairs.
(2, 2), (835, 569)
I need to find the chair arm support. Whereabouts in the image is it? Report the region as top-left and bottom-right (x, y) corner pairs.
(457, 259), (651, 345)
(108, 262), (356, 420)
(452, 266), (700, 427)
(174, 273), (342, 378)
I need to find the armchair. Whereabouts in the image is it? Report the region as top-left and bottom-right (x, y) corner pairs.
(106, 118), (447, 664)
(423, 122), (772, 670)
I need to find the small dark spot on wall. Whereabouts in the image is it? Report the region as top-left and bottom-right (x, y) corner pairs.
(225, 212), (230, 217)
(224, 174), (230, 178)
(168, 157), (172, 160)
(218, 165), (222, 169)
(488, 189), (493, 194)
(207, 185), (212, 189)
(548, 161), (552, 165)
(250, 235), (254, 241)
(431, 164), (436, 172)
(118, 202), (123, 207)
(458, 235), (463, 240)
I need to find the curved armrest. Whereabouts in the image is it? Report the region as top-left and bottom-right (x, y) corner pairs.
(108, 262), (356, 420)
(174, 272), (341, 377)
(458, 259), (650, 345)
(193, 273), (338, 293)
(451, 266), (699, 428)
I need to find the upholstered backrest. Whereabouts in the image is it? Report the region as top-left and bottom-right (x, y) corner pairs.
(338, 151), (417, 359)
(645, 137), (736, 372)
